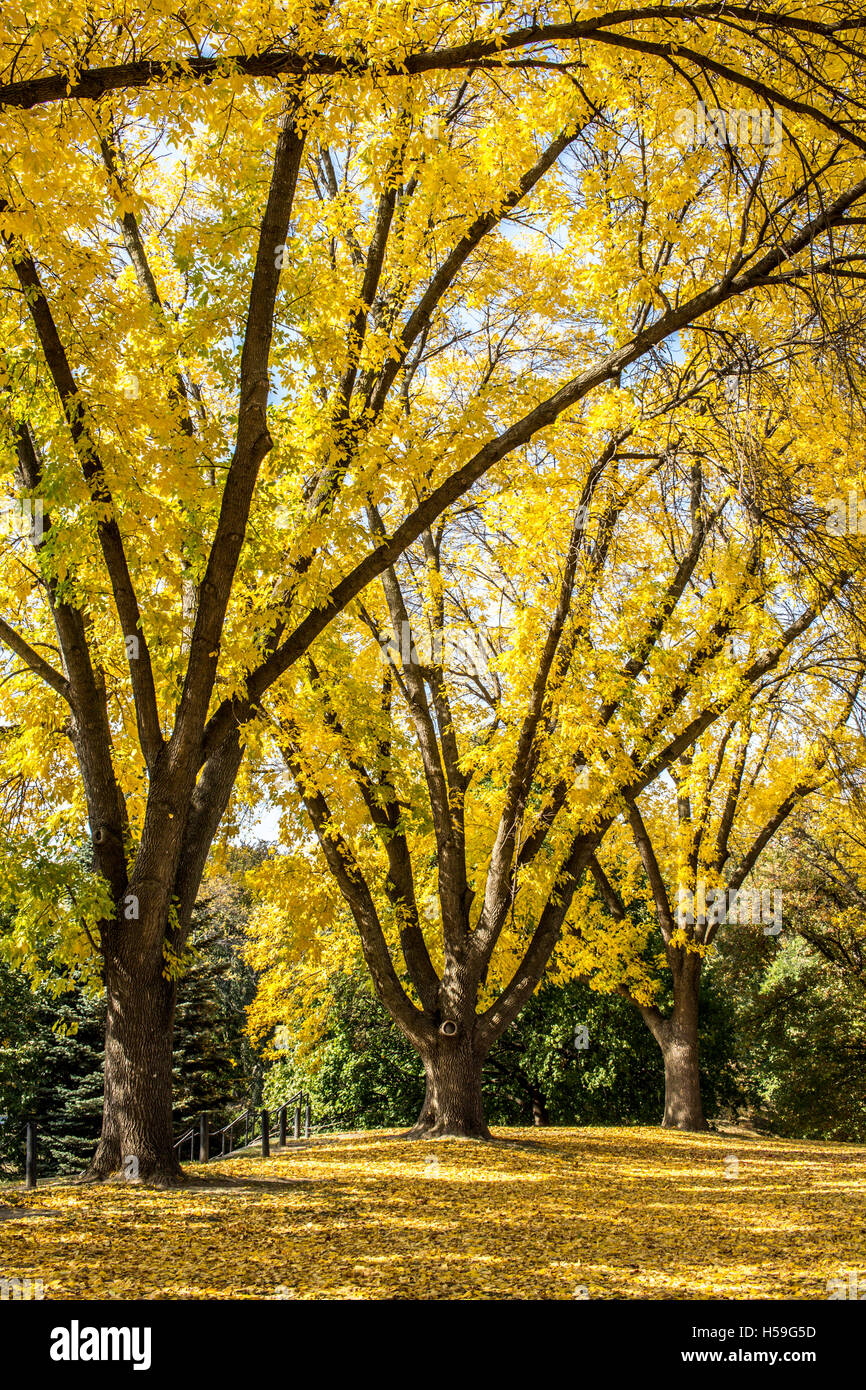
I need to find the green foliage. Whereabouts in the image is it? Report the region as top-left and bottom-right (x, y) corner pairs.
(484, 976), (739, 1126)
(711, 929), (866, 1142)
(263, 972), (426, 1129)
(173, 873), (266, 1135)
(485, 983), (664, 1126)
(0, 956), (104, 1177)
(261, 968), (740, 1129)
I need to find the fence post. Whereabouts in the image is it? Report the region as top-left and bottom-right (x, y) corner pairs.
(279, 1105), (287, 1147)
(304, 1099), (311, 1139)
(245, 1110), (250, 1147)
(199, 1114), (209, 1164)
(25, 1118), (37, 1189)
(261, 1109), (270, 1158)
(293, 1105), (300, 1140)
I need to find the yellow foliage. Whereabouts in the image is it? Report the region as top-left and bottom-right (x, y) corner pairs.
(2, 1128), (863, 1299)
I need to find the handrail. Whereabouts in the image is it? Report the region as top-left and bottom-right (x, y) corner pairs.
(210, 1104), (253, 1143)
(308, 1106), (359, 1133)
(173, 1089), (311, 1160)
(17, 1094), (313, 1188)
(210, 1088), (307, 1140)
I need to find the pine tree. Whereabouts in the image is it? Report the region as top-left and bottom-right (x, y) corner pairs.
(0, 955), (104, 1177)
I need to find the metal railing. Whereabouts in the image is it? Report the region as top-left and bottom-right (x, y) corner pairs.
(307, 1106), (362, 1135)
(173, 1090), (312, 1163)
(17, 1091), (315, 1189)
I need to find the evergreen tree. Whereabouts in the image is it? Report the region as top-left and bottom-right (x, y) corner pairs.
(0, 861), (266, 1176)
(0, 956), (104, 1177)
(173, 867), (265, 1139)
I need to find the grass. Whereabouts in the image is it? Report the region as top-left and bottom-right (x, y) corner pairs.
(1, 1126), (864, 1299)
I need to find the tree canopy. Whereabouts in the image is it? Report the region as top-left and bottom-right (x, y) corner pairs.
(2, 1), (866, 1167)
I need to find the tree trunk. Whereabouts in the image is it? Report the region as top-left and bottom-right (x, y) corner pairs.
(658, 956), (707, 1132)
(659, 1019), (707, 1131)
(530, 1085), (549, 1126)
(84, 944), (182, 1183)
(409, 1035), (491, 1139)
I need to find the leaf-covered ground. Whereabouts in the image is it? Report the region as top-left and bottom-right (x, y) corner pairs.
(1, 1127), (864, 1299)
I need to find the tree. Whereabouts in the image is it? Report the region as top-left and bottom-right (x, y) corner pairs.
(253, 962), (738, 1132)
(0, 869), (264, 1176)
(0, 949), (104, 1177)
(250, 320), (866, 1137)
(3, 4), (866, 1175)
(710, 909), (866, 1142)
(710, 799), (866, 1141)
(579, 668), (864, 1130)
(172, 861), (266, 1136)
(782, 806), (866, 992)
(482, 975), (739, 1128)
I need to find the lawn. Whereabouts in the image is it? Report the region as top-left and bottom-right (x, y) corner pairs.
(1, 1127), (864, 1300)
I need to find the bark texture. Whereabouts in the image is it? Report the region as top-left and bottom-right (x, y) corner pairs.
(659, 1018), (707, 1131)
(642, 955), (708, 1132)
(85, 946), (181, 1181)
(409, 1035), (491, 1139)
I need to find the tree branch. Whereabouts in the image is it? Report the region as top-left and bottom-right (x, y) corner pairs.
(0, 615), (70, 698)
(0, 211), (164, 768)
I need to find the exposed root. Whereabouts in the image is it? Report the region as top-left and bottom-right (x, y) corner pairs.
(404, 1122), (492, 1141)
(77, 1159), (187, 1188)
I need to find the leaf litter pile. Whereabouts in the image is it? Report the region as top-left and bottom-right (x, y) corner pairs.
(1, 1127), (863, 1299)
